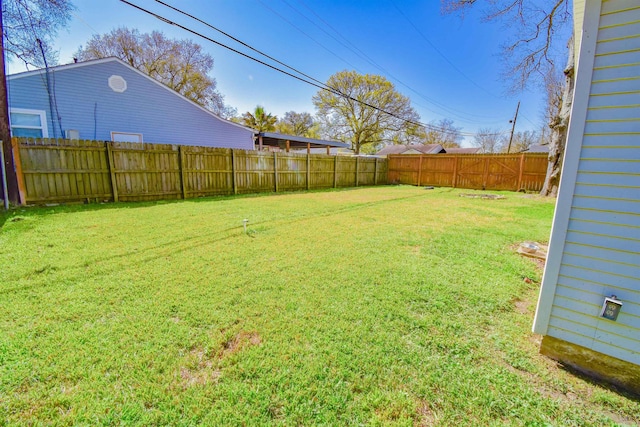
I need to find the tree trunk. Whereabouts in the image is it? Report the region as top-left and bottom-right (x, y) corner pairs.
(0, 0), (19, 204)
(541, 37), (575, 197)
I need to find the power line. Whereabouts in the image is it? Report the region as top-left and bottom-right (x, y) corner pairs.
(119, 0), (506, 137)
(280, 0), (506, 122)
(152, 0), (329, 89)
(390, 0), (497, 99)
(156, 0), (508, 128)
(255, 0), (362, 72)
(390, 1), (547, 127)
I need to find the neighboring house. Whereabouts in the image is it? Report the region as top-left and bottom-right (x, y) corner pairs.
(7, 57), (255, 149)
(533, 0), (639, 393)
(444, 147), (481, 154)
(376, 144), (445, 156)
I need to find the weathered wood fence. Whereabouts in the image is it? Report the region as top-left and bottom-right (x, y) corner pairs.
(388, 153), (548, 192)
(12, 138), (388, 204)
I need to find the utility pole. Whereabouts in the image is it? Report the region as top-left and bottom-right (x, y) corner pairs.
(506, 101), (520, 154)
(0, 0), (19, 204)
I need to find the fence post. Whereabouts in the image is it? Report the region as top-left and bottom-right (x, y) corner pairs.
(105, 141), (119, 202)
(517, 153), (525, 191)
(417, 155), (423, 186)
(334, 156), (338, 188)
(178, 145), (187, 199)
(374, 158), (378, 185)
(355, 156), (359, 187)
(273, 151), (278, 193)
(307, 152), (311, 190)
(482, 157), (490, 190)
(452, 156), (459, 188)
(10, 139), (26, 205)
(231, 149), (237, 195)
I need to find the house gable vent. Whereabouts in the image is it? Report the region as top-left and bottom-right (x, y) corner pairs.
(108, 75), (127, 93)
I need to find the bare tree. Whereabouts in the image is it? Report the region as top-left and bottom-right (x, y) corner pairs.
(537, 62), (563, 145)
(424, 118), (463, 148)
(77, 28), (236, 118)
(275, 111), (315, 136)
(473, 128), (504, 153)
(1, 0), (74, 204)
(541, 38), (574, 196)
(442, 0), (573, 195)
(442, 0), (571, 91)
(2, 0), (74, 67)
(506, 130), (538, 153)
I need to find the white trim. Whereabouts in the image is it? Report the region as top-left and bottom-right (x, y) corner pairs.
(9, 107), (49, 138)
(7, 57), (255, 134)
(533, 0), (603, 335)
(111, 131), (143, 143)
(7, 57), (121, 80)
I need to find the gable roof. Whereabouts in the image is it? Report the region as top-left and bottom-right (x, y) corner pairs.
(8, 57), (255, 134)
(377, 144), (445, 155)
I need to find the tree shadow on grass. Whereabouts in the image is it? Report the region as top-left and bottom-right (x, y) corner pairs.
(0, 186), (384, 229)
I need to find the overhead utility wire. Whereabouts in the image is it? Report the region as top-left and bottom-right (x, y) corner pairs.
(285, 0), (481, 121)
(391, 0), (543, 128)
(120, 0), (504, 137)
(120, 1), (329, 91)
(390, 0), (496, 99)
(280, 0), (502, 123)
(255, 0), (362, 72)
(151, 0), (502, 135)
(152, 0), (330, 90)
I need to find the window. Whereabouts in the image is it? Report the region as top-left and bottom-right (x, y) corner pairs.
(10, 108), (49, 138)
(111, 132), (143, 143)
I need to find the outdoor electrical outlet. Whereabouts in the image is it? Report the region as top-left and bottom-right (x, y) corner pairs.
(600, 296), (622, 321)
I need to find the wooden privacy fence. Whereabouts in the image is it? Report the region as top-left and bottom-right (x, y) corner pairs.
(12, 138), (388, 204)
(388, 153), (548, 192)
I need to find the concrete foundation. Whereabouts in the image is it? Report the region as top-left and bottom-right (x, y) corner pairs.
(540, 335), (640, 396)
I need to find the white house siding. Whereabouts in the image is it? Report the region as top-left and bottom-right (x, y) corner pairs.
(534, 0), (640, 367)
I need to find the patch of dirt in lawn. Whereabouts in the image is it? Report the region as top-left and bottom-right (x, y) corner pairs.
(459, 193), (506, 200)
(408, 245), (421, 255)
(179, 331), (261, 388)
(180, 348), (222, 388)
(510, 242), (548, 271)
(221, 331), (262, 358)
(514, 298), (531, 315)
(416, 400), (437, 426)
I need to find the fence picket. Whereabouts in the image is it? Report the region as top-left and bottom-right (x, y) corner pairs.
(388, 153), (547, 192)
(13, 138), (388, 204)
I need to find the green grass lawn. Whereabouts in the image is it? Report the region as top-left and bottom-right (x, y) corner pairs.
(1, 186), (638, 426)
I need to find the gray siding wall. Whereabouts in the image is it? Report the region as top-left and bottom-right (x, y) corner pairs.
(7, 59), (254, 149)
(545, 0), (640, 365)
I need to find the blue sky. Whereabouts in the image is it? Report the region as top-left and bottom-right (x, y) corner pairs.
(8, 0), (572, 146)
